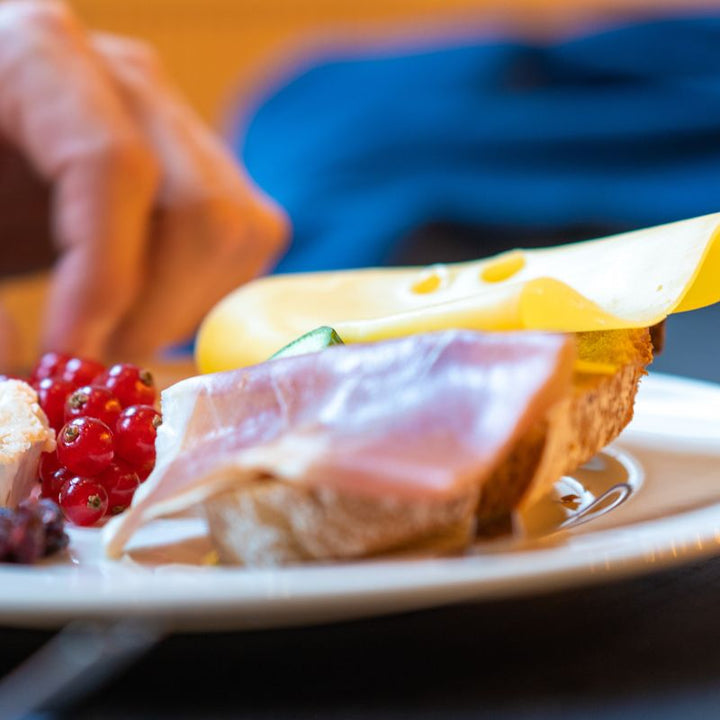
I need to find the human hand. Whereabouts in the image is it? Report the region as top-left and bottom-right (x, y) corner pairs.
(0, 0), (288, 367)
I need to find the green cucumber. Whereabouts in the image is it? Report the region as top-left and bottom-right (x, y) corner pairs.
(270, 326), (344, 360)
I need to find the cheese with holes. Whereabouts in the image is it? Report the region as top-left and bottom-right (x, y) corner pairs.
(0, 380), (55, 508)
(196, 213), (720, 372)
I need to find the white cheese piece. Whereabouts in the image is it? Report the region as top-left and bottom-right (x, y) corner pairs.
(0, 380), (55, 508)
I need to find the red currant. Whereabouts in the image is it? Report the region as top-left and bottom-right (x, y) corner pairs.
(115, 405), (161, 468)
(35, 377), (74, 432)
(59, 357), (106, 389)
(30, 351), (70, 384)
(64, 385), (122, 428)
(95, 363), (156, 408)
(58, 477), (108, 526)
(57, 418), (114, 476)
(38, 452), (62, 483)
(41, 466), (71, 503)
(136, 460), (155, 482)
(96, 461), (140, 515)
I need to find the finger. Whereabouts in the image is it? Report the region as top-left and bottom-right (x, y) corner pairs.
(119, 196), (287, 357)
(0, 139), (55, 276)
(0, 3), (158, 357)
(91, 33), (288, 357)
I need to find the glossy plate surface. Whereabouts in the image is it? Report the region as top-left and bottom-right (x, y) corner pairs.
(1, 373), (719, 631)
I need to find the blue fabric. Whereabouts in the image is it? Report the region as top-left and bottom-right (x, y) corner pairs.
(236, 16), (720, 273)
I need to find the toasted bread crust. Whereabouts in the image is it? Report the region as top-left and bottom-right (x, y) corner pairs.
(477, 328), (652, 527)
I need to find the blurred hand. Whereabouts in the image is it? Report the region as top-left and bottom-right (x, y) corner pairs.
(0, 0), (288, 367)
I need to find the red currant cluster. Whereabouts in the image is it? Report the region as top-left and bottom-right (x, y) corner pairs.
(29, 352), (162, 527)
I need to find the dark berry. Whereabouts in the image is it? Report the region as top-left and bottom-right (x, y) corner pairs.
(30, 351), (70, 384)
(35, 377), (74, 432)
(59, 357), (106, 389)
(96, 461), (140, 515)
(114, 405), (161, 468)
(57, 418), (114, 476)
(34, 499), (69, 555)
(95, 363), (156, 408)
(8, 507), (45, 563)
(59, 477), (108, 526)
(0, 512), (12, 559)
(0, 501), (68, 562)
(64, 385), (122, 428)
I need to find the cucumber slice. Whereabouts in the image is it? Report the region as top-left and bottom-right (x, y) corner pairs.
(270, 326), (344, 360)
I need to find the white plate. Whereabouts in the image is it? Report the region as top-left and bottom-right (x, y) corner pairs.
(1, 372), (719, 632)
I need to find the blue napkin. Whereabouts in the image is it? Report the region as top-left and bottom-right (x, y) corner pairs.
(235, 15), (720, 273)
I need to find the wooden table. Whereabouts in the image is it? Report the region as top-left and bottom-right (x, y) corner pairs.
(2, 554), (720, 719)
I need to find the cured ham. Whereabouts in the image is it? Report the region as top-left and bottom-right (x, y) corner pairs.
(104, 330), (575, 562)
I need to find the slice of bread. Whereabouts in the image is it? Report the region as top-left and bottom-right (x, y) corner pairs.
(202, 329), (653, 565)
(205, 480), (479, 566)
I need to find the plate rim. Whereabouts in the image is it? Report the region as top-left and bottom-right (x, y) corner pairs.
(0, 371), (719, 629)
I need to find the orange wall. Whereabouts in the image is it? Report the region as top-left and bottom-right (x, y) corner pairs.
(69, 0), (713, 127)
(69, 1), (486, 125)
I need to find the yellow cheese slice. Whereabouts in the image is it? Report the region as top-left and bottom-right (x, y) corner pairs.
(196, 213), (720, 372)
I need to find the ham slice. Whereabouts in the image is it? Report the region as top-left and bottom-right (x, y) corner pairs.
(104, 330), (575, 560)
